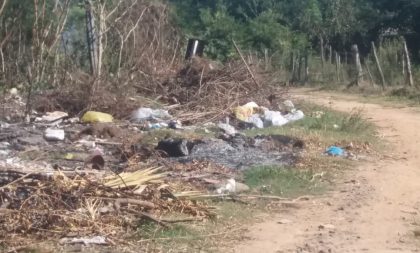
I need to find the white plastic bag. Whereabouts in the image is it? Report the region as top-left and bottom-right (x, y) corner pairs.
(131, 108), (171, 122)
(264, 110), (289, 127)
(284, 110), (305, 122)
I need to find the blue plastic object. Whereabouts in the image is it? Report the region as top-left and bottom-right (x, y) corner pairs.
(326, 146), (345, 156)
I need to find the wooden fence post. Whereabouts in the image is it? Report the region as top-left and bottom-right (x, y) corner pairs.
(335, 51), (340, 82)
(403, 39), (414, 87)
(352, 44), (363, 86)
(371, 41), (386, 88)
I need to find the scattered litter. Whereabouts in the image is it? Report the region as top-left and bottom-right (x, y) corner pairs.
(0, 150), (10, 157)
(247, 114), (264, 129)
(35, 111), (68, 123)
(233, 101), (305, 129)
(63, 153), (75, 160)
(234, 102), (259, 121)
(264, 110), (289, 127)
(278, 219), (293, 224)
(9, 87), (18, 96)
(147, 122), (169, 130)
(59, 236), (108, 245)
(284, 110), (305, 122)
(67, 117), (80, 124)
(81, 111), (113, 123)
(216, 178), (236, 194)
(131, 108), (171, 122)
(0, 142), (10, 149)
(283, 100), (295, 111)
(0, 121), (10, 128)
(218, 122), (237, 136)
(319, 224), (336, 230)
(333, 124), (340, 129)
(325, 146), (345, 157)
(44, 128), (65, 141)
(168, 120), (183, 129)
(312, 111), (325, 118)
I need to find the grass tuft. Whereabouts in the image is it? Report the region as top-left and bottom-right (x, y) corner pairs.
(244, 166), (326, 198)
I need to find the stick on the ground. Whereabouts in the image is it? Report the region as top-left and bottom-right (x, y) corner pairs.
(114, 198), (156, 210)
(232, 39), (261, 88)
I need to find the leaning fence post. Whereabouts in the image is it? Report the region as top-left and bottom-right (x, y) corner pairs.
(403, 39), (414, 87)
(371, 41), (386, 89)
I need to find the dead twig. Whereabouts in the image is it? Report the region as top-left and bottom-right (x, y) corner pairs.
(114, 198), (156, 210)
(232, 39), (260, 88)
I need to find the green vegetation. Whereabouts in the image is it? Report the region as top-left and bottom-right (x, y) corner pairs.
(167, 0), (420, 88)
(136, 201), (256, 252)
(0, 0), (419, 97)
(388, 87), (420, 104)
(246, 103), (378, 146)
(169, 0), (420, 62)
(244, 166), (326, 197)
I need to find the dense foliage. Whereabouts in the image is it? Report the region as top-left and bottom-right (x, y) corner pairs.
(169, 0), (420, 61)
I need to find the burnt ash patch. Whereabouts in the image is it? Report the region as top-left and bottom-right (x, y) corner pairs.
(157, 134), (303, 170)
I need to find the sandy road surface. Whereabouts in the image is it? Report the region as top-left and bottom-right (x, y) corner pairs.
(234, 90), (420, 253)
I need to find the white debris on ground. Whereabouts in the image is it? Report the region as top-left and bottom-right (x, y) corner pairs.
(130, 107), (172, 122)
(234, 100), (305, 129)
(44, 128), (65, 141)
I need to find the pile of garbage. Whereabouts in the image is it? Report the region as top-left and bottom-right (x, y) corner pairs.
(0, 87), (309, 249)
(159, 59), (286, 124)
(232, 100), (304, 129)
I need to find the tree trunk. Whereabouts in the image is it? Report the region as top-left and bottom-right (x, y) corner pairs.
(335, 51), (340, 82)
(298, 52), (303, 82)
(371, 41), (386, 88)
(403, 39), (414, 87)
(329, 45), (332, 64)
(264, 48), (269, 71)
(304, 53), (309, 84)
(402, 51), (406, 76)
(352, 44), (363, 86)
(97, 4), (106, 77)
(290, 52), (295, 84)
(320, 36), (325, 69)
(85, 0), (98, 76)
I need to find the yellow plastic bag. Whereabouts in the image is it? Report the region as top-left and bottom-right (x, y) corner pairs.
(233, 102), (259, 121)
(81, 111), (113, 123)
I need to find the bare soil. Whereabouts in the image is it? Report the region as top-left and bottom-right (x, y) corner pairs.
(234, 89), (420, 252)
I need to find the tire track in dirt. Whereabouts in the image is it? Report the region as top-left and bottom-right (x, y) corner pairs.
(233, 90), (420, 253)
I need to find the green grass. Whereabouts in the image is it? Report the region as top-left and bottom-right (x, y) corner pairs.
(138, 223), (199, 240)
(130, 100), (381, 251)
(246, 102), (378, 146)
(243, 102), (380, 199)
(244, 166), (326, 198)
(135, 201), (255, 252)
(388, 87), (420, 105)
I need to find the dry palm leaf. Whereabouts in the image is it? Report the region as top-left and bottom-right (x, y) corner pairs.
(104, 167), (166, 189)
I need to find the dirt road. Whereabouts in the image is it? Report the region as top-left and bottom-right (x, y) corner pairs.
(234, 90), (420, 253)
